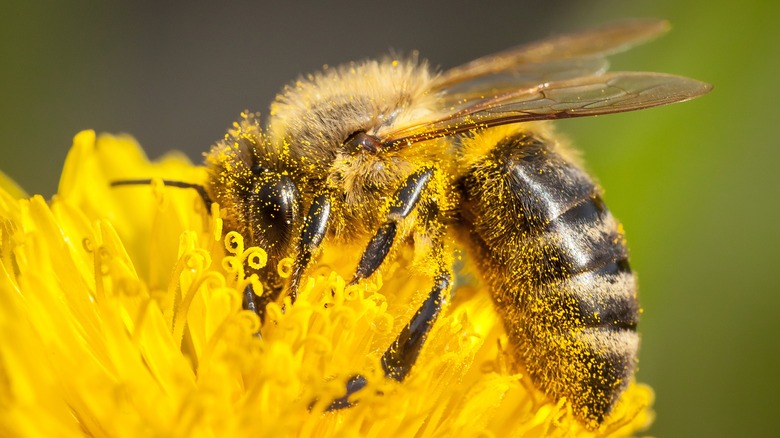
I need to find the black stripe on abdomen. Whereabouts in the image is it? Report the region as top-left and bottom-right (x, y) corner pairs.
(523, 196), (638, 330)
(503, 138), (595, 233)
(542, 196), (631, 277)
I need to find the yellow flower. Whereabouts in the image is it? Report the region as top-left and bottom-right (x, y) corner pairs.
(0, 131), (654, 437)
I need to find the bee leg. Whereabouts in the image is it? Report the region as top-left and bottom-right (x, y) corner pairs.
(380, 270), (451, 380)
(321, 375), (368, 411)
(242, 283), (260, 315)
(350, 167), (435, 284)
(240, 283), (265, 339)
(321, 167), (445, 410)
(289, 194), (332, 303)
(325, 269), (451, 411)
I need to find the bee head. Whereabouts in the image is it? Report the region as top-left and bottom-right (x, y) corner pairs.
(205, 116), (302, 268)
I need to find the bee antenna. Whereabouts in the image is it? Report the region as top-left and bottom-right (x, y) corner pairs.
(110, 179), (213, 210)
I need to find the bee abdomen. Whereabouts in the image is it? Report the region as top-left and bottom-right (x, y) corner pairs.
(458, 131), (639, 426)
(543, 196), (629, 275)
(537, 197), (639, 331)
(567, 264), (638, 331)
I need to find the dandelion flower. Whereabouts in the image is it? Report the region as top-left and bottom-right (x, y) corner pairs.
(0, 130), (654, 437)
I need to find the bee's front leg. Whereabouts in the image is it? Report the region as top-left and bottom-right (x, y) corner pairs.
(289, 194), (332, 302)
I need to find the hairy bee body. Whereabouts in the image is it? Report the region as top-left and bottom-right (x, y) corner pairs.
(197, 19), (709, 427)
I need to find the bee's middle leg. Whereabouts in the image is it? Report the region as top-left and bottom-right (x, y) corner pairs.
(325, 166), (452, 410)
(325, 266), (452, 411)
(350, 167), (435, 284)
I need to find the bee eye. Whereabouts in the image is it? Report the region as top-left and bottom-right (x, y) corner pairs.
(344, 131), (382, 154)
(249, 173), (301, 258)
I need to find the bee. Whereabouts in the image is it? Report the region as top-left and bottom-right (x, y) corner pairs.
(114, 19), (710, 427)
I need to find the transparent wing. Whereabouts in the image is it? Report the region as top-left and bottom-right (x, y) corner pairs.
(440, 57), (610, 109)
(432, 18), (670, 90)
(382, 72), (712, 146)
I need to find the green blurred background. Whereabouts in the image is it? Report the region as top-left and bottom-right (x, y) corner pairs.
(1, 1), (777, 435)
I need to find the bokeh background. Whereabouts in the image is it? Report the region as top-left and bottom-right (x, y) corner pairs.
(1, 1), (777, 436)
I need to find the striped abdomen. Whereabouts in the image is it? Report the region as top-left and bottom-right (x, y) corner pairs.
(457, 131), (639, 427)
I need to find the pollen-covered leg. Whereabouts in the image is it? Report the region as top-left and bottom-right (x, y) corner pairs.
(381, 271), (451, 381)
(350, 167), (434, 284)
(289, 194), (332, 302)
(325, 269), (452, 411)
(325, 167), (450, 410)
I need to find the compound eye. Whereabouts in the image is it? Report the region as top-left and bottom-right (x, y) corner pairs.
(250, 173), (301, 258)
(344, 131), (382, 154)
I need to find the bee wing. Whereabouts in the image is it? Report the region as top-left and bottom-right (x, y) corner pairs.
(432, 18), (670, 91)
(439, 57), (611, 108)
(382, 72), (712, 146)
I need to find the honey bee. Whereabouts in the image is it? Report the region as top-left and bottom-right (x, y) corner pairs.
(114, 19), (710, 427)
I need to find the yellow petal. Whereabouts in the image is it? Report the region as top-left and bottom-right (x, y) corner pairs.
(0, 170), (28, 200)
